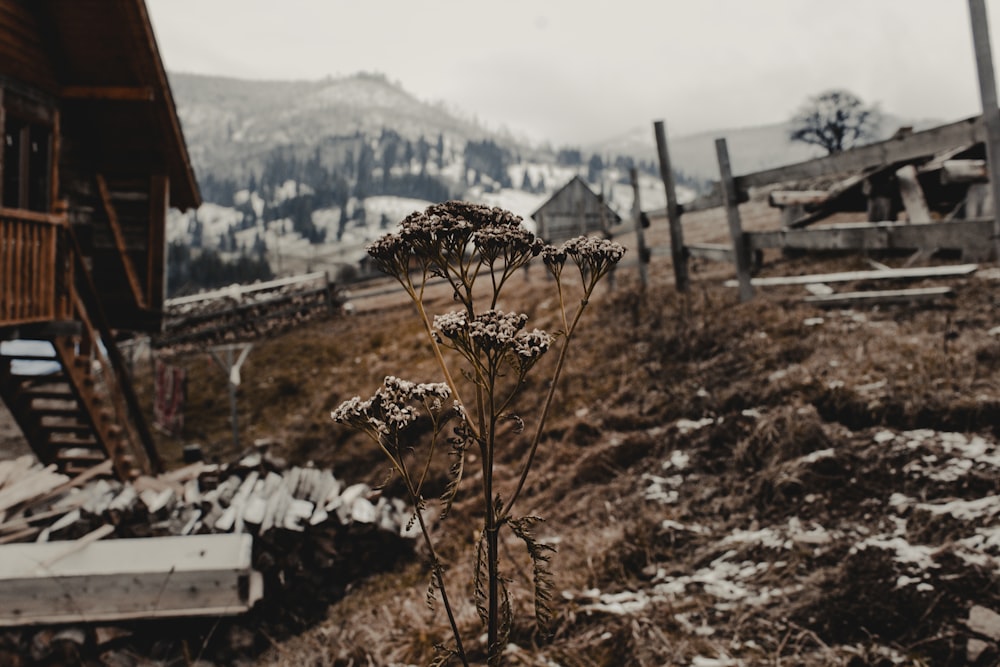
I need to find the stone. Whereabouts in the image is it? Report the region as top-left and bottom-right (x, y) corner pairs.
(968, 605), (1000, 641)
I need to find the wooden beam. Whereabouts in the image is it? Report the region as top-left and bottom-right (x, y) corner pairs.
(735, 116), (985, 191)
(895, 165), (932, 223)
(803, 286), (955, 307)
(0, 534), (263, 626)
(629, 168), (649, 290)
(653, 120), (689, 292)
(940, 159), (989, 183)
(768, 190), (830, 208)
(96, 174), (146, 309)
(969, 0), (1000, 259)
(688, 243), (734, 263)
(725, 263), (978, 288)
(716, 138), (754, 301)
(147, 174), (168, 313)
(748, 219), (994, 255)
(60, 86), (155, 102)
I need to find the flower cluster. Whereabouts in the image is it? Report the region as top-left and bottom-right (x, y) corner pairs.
(512, 329), (552, 360)
(468, 310), (529, 353)
(331, 376), (452, 441)
(474, 225), (544, 270)
(557, 236), (626, 288)
(366, 234), (413, 279)
(434, 309), (551, 374)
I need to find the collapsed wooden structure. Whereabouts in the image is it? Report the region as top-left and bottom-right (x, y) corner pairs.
(0, 0), (200, 479)
(648, 113), (1000, 302)
(0, 450), (416, 627)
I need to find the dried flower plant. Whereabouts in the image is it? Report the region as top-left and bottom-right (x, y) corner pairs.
(333, 201), (624, 666)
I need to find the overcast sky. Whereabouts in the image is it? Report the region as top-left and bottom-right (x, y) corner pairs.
(147, 1), (1000, 146)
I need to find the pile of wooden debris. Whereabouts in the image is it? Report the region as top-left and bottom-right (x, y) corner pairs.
(0, 447), (417, 660)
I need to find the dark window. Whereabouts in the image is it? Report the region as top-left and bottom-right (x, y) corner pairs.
(2, 116), (51, 212)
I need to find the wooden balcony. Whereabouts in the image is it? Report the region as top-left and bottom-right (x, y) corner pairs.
(0, 207), (73, 328)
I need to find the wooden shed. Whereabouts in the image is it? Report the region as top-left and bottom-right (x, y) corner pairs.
(531, 176), (620, 243)
(0, 0), (201, 479)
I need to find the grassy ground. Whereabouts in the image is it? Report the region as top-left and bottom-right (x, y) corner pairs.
(6, 201), (1000, 665)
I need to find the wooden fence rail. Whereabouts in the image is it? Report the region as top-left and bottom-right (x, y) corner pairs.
(0, 208), (72, 327)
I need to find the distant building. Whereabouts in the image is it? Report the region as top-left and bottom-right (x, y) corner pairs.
(531, 176), (620, 244)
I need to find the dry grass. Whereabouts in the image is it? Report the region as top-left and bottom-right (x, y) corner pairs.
(91, 204), (1000, 665)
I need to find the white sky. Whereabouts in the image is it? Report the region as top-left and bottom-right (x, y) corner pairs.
(146, 1), (1000, 146)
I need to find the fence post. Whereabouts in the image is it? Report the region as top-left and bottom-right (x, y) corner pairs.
(629, 168), (649, 290)
(969, 0), (1000, 261)
(715, 138), (754, 302)
(653, 121), (689, 292)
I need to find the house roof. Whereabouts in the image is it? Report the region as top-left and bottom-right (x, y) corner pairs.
(31, 0), (200, 210)
(531, 175), (620, 222)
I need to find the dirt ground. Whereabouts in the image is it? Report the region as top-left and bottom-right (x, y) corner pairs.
(4, 202), (1000, 665)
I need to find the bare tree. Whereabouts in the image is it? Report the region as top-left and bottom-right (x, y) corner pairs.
(789, 89), (882, 154)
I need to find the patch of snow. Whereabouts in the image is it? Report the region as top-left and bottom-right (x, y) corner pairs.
(676, 417), (715, 435)
(915, 495), (1000, 521)
(663, 450), (691, 470)
(852, 536), (939, 572)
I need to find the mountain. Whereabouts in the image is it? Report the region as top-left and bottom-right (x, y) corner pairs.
(170, 71), (533, 186)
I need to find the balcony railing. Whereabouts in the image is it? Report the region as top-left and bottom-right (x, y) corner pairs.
(0, 207), (73, 327)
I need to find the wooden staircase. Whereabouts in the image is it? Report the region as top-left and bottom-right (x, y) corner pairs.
(0, 335), (141, 478)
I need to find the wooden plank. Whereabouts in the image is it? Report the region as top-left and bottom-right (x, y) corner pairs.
(804, 286), (955, 306)
(0, 534), (262, 626)
(653, 120), (689, 292)
(736, 116), (985, 191)
(164, 271), (329, 307)
(969, 0), (1000, 259)
(716, 138), (754, 301)
(748, 219), (994, 254)
(940, 159), (988, 183)
(895, 165), (932, 223)
(768, 191), (831, 208)
(95, 174), (147, 309)
(61, 86), (155, 101)
(688, 243), (735, 263)
(147, 174), (169, 311)
(725, 263), (978, 287)
(629, 168), (649, 289)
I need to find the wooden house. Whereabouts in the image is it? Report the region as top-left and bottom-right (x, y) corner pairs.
(531, 176), (620, 244)
(0, 0), (201, 478)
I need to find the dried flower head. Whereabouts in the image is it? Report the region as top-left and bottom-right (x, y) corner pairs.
(331, 376), (452, 442)
(366, 233), (413, 279)
(474, 224), (544, 269)
(561, 236), (626, 287)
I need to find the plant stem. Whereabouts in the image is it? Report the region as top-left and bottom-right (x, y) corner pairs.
(501, 297), (586, 519)
(397, 452), (469, 666)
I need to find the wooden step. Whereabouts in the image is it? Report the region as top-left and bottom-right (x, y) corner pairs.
(47, 433), (99, 448)
(40, 422), (94, 436)
(0, 353), (58, 362)
(33, 407), (85, 419)
(56, 447), (107, 463)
